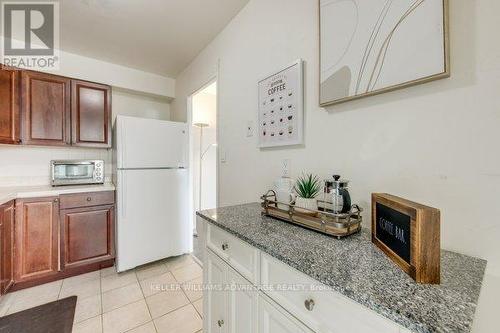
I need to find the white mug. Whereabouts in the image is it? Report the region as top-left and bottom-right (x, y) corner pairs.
(276, 190), (295, 210)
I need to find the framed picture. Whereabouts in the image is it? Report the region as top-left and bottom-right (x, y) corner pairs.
(319, 0), (450, 106)
(258, 59), (304, 148)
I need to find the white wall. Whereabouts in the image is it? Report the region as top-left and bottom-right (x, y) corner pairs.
(112, 88), (171, 121)
(171, 0), (500, 330)
(192, 90), (217, 211)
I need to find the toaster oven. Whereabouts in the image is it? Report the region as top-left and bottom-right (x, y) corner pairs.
(51, 160), (104, 186)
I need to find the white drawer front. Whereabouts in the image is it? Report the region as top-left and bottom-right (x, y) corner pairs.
(261, 253), (400, 333)
(207, 224), (260, 284)
(259, 294), (314, 333)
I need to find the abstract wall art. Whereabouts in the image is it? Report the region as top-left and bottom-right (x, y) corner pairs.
(319, 0), (449, 106)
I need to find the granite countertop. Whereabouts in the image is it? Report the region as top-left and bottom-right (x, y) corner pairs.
(0, 183), (116, 205)
(197, 203), (487, 333)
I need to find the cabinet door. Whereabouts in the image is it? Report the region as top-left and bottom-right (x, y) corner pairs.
(0, 67), (20, 144)
(205, 250), (229, 333)
(259, 295), (313, 333)
(60, 205), (115, 269)
(1, 201), (15, 294)
(14, 197), (60, 283)
(21, 71), (71, 146)
(227, 267), (258, 333)
(71, 80), (111, 148)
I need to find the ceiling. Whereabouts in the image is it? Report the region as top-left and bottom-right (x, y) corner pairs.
(60, 0), (249, 77)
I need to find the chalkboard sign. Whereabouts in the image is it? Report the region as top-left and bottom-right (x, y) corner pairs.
(375, 203), (411, 264)
(372, 193), (441, 284)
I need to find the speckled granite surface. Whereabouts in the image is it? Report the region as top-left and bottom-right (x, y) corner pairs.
(197, 203), (487, 333)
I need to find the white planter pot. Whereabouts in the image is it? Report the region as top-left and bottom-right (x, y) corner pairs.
(294, 197), (317, 214)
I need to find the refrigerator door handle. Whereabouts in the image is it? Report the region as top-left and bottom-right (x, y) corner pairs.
(121, 172), (127, 219)
(121, 120), (126, 169)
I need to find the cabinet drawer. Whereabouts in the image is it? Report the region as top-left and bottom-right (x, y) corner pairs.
(206, 224), (260, 284)
(261, 253), (400, 333)
(60, 191), (115, 209)
(259, 294), (314, 333)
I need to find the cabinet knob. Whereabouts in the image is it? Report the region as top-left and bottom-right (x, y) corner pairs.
(87, 197), (92, 202)
(217, 319), (224, 327)
(54, 198), (59, 203)
(222, 242), (229, 251)
(304, 298), (315, 311)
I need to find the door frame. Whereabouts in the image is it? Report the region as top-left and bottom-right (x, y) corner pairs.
(187, 61), (220, 237)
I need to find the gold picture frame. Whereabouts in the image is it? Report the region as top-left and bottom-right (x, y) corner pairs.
(319, 0), (450, 107)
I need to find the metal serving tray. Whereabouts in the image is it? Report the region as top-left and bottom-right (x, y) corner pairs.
(261, 190), (362, 239)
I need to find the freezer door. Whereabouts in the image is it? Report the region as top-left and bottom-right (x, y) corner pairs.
(116, 169), (190, 272)
(116, 116), (188, 169)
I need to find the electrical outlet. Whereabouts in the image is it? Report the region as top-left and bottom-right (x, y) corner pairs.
(282, 159), (291, 177)
(247, 121), (254, 137)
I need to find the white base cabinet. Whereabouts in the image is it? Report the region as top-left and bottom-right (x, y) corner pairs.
(201, 221), (413, 333)
(205, 250), (229, 333)
(259, 294), (313, 333)
(205, 249), (258, 333)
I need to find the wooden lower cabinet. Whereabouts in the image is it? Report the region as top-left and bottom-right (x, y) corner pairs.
(14, 197), (60, 284)
(60, 205), (115, 269)
(7, 191), (116, 292)
(0, 201), (15, 294)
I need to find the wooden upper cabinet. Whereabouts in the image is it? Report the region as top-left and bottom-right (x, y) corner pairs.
(71, 80), (112, 148)
(14, 197), (60, 283)
(21, 71), (71, 146)
(0, 67), (21, 144)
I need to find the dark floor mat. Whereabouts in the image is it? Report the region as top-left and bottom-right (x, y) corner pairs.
(0, 296), (77, 333)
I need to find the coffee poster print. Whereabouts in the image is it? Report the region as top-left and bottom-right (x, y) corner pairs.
(258, 59), (304, 148)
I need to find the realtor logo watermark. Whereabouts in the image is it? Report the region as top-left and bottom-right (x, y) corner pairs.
(1, 1), (60, 69)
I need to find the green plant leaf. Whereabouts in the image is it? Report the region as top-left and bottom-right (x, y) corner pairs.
(295, 173), (321, 198)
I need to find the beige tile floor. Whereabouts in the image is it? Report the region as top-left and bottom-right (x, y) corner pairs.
(0, 254), (204, 333)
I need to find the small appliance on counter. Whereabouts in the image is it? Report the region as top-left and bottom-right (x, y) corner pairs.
(51, 160), (104, 186)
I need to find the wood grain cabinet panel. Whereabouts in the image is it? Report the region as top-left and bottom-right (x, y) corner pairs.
(14, 197), (60, 283)
(0, 201), (15, 294)
(71, 80), (111, 148)
(61, 205), (115, 269)
(0, 67), (21, 144)
(21, 71), (71, 146)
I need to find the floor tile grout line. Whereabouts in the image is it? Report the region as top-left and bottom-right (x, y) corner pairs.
(57, 280), (63, 300)
(135, 269), (158, 333)
(192, 299), (203, 319)
(3, 256), (198, 330)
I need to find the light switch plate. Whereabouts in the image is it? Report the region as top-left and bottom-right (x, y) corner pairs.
(220, 150), (227, 163)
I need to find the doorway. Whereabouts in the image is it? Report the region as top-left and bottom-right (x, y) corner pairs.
(188, 80), (218, 262)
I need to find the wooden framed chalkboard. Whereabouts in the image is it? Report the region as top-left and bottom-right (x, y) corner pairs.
(372, 193), (441, 284)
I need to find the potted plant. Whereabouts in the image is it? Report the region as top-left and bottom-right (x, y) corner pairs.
(294, 173), (321, 215)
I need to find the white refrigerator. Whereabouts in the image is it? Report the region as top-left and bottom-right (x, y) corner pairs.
(114, 115), (190, 272)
